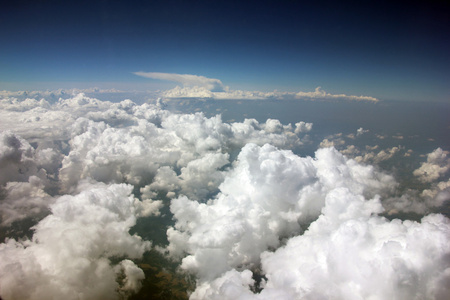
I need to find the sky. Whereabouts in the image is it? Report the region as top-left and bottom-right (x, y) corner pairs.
(1, 2), (450, 299)
(1, 0), (449, 102)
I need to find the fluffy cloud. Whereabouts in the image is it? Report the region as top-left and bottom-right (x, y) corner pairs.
(413, 148), (450, 183)
(166, 144), (396, 282)
(1, 92), (448, 299)
(0, 93), (313, 299)
(421, 179), (450, 206)
(133, 72), (225, 92)
(58, 104), (306, 193)
(382, 148), (450, 215)
(370, 148), (450, 216)
(357, 127), (369, 136)
(383, 183), (450, 216)
(190, 189), (450, 300)
(1, 92), (309, 199)
(0, 131), (41, 185)
(343, 145), (402, 164)
(0, 131), (62, 225)
(318, 129), (406, 166)
(329, 143), (450, 215)
(0, 176), (54, 226)
(0, 93), (114, 142)
(0, 182), (150, 300)
(294, 121), (313, 134)
(256, 196), (449, 300)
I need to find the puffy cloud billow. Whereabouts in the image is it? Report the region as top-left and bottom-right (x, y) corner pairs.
(0, 182), (149, 300)
(191, 193), (450, 300)
(414, 148), (450, 183)
(0, 92), (449, 300)
(0, 131), (60, 225)
(165, 144), (397, 280)
(0, 93), (311, 299)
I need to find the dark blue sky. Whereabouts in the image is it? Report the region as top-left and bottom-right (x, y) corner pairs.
(1, 0), (449, 102)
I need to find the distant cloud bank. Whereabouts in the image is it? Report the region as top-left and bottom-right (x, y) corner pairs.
(133, 71), (225, 92)
(1, 72), (379, 103)
(134, 72), (379, 102)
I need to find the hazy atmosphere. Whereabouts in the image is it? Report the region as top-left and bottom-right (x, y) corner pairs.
(1, 1), (449, 300)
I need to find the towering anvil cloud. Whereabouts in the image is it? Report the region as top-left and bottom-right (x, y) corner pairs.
(133, 72), (225, 92)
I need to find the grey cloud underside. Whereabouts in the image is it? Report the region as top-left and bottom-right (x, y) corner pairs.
(0, 93), (448, 300)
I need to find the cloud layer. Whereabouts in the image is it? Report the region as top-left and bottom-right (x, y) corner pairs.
(0, 92), (448, 299)
(161, 86), (379, 102)
(0, 93), (312, 299)
(133, 72), (379, 101)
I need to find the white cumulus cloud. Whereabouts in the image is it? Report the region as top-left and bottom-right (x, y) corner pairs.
(190, 188), (450, 300)
(0, 182), (150, 300)
(0, 91), (448, 300)
(165, 144), (397, 282)
(414, 148), (450, 183)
